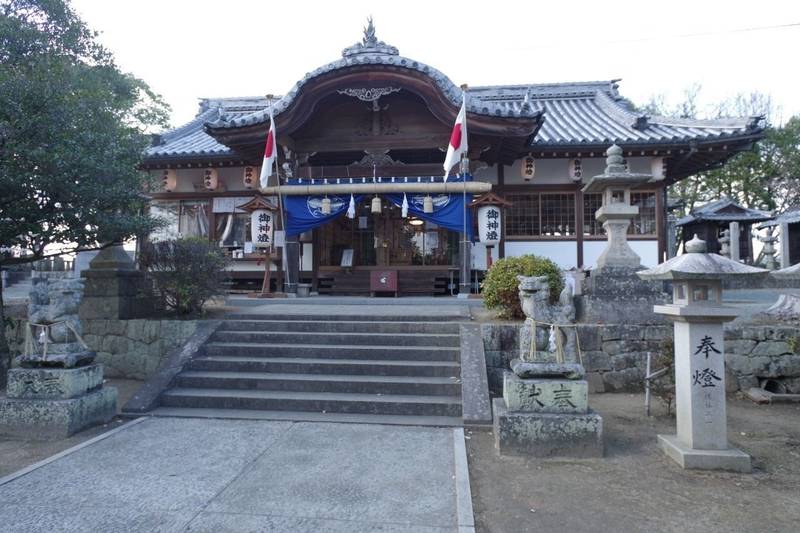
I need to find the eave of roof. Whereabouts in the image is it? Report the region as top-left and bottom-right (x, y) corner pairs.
(676, 197), (773, 226)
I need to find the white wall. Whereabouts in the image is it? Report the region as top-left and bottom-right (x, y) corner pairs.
(583, 240), (659, 269)
(504, 241), (578, 269)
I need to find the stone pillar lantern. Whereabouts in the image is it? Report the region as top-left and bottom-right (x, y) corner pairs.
(581, 144), (652, 273)
(760, 226), (778, 270)
(637, 235), (768, 472)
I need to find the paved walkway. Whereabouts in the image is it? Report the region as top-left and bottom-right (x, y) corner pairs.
(0, 417), (473, 533)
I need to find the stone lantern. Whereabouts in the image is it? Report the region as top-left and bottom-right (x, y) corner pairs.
(637, 235), (768, 472)
(582, 144), (652, 273)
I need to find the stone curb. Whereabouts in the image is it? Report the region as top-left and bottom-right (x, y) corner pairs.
(0, 417), (148, 487)
(460, 324), (492, 425)
(453, 427), (475, 532)
(121, 320), (221, 414)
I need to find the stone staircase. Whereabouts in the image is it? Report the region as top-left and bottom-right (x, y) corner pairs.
(152, 312), (465, 426)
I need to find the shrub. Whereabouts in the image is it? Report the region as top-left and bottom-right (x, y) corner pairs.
(139, 238), (229, 315)
(481, 255), (564, 319)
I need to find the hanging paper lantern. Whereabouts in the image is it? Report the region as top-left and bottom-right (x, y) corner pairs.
(521, 155), (535, 181)
(161, 169), (177, 192)
(569, 158), (583, 181)
(250, 209), (274, 248)
(203, 168), (219, 190)
(423, 195), (434, 214)
(321, 196), (331, 215)
(371, 196), (382, 214)
(478, 205), (502, 245)
(243, 166), (257, 189)
(401, 193), (409, 218)
(347, 195), (356, 219)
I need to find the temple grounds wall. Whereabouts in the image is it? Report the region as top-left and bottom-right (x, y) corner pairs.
(5, 318), (200, 380)
(482, 323), (800, 394)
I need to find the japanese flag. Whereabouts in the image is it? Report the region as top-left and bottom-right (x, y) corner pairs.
(259, 109), (277, 188)
(443, 93), (468, 181)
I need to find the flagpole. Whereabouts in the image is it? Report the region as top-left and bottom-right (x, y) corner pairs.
(459, 87), (470, 298)
(267, 95), (290, 294)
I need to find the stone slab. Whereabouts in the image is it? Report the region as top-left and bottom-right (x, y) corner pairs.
(0, 386), (117, 440)
(0, 418), (471, 531)
(503, 371), (588, 414)
(7, 364), (104, 399)
(493, 398), (603, 458)
(657, 434), (752, 473)
(459, 324), (492, 425)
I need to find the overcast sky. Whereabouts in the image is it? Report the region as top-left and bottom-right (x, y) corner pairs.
(71, 0), (800, 129)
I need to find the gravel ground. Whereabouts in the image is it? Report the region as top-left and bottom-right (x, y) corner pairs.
(0, 378), (141, 478)
(467, 393), (800, 533)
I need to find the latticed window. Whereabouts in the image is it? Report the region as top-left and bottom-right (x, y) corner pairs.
(583, 193), (603, 236)
(505, 193), (575, 237)
(630, 192), (657, 235)
(506, 194), (540, 236)
(540, 193), (575, 236)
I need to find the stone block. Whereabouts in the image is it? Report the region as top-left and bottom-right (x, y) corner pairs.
(643, 325), (671, 341)
(657, 434), (751, 473)
(602, 367), (644, 391)
(493, 398), (603, 458)
(737, 374), (759, 391)
(126, 319), (145, 342)
(724, 339), (757, 355)
(602, 339), (649, 355)
(7, 364), (104, 399)
(576, 325), (601, 351)
(586, 371), (606, 393)
(503, 372), (588, 414)
(0, 386), (117, 440)
(751, 341), (794, 357)
(583, 350), (611, 372)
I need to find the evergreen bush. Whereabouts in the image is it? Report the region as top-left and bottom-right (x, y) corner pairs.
(481, 255), (564, 319)
(139, 238), (229, 315)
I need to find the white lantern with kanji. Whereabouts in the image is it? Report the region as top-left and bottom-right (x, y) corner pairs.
(243, 166), (257, 189)
(478, 205), (502, 245)
(250, 209), (274, 248)
(651, 156), (667, 180)
(204, 168), (219, 190)
(161, 169), (177, 192)
(521, 156), (535, 181)
(569, 158), (583, 181)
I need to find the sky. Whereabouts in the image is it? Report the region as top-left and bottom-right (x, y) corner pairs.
(71, 0), (800, 129)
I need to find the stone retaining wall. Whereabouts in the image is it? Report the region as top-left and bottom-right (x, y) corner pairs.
(4, 318), (200, 381)
(482, 322), (800, 394)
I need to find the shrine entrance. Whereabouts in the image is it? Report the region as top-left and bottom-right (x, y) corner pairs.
(315, 198), (461, 295)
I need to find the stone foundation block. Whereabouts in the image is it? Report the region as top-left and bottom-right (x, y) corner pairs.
(657, 434), (751, 473)
(503, 372), (588, 414)
(0, 386), (117, 440)
(7, 364), (104, 399)
(493, 398), (604, 458)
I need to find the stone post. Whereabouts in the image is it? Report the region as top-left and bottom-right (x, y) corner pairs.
(729, 221), (741, 262)
(79, 244), (157, 320)
(637, 235), (768, 472)
(780, 222), (791, 269)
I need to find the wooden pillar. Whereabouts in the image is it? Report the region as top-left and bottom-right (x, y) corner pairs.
(575, 185), (584, 268)
(656, 186), (666, 263)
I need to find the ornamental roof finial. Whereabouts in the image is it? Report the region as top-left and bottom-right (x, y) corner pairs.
(363, 16), (377, 45)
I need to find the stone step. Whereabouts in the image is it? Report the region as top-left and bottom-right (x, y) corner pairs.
(160, 388), (463, 417)
(175, 370), (461, 396)
(148, 406), (463, 427)
(223, 313), (465, 322)
(201, 342), (460, 362)
(210, 330), (460, 347)
(219, 319), (461, 334)
(188, 356), (461, 378)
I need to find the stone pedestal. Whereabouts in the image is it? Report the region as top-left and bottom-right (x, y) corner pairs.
(494, 370), (604, 457)
(0, 364), (117, 439)
(577, 266), (668, 324)
(79, 244), (157, 319)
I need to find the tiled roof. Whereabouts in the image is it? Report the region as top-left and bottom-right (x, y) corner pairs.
(145, 28), (763, 161)
(676, 197), (772, 226)
(758, 208), (800, 229)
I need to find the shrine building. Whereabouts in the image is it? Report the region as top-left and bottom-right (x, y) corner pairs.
(142, 21), (764, 296)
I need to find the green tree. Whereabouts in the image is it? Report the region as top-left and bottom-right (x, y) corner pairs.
(0, 0), (169, 385)
(641, 87), (800, 215)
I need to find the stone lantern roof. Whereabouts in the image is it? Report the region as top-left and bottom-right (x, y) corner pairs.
(772, 261), (800, 279)
(637, 235), (768, 281)
(581, 144), (653, 194)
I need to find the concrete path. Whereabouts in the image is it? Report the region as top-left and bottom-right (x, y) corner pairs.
(0, 417), (473, 533)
